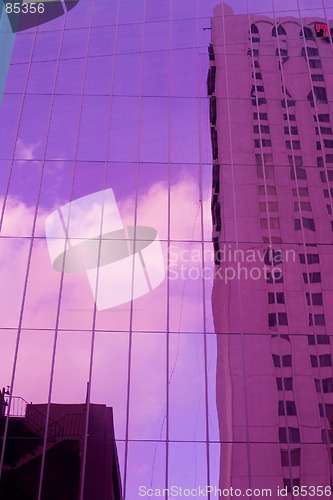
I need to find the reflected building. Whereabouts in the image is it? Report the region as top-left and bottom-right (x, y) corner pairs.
(210, 3), (333, 494)
(0, 388), (122, 499)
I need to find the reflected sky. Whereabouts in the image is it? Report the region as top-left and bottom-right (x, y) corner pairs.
(0, 0), (332, 498)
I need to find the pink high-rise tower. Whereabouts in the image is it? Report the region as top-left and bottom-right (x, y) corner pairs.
(210, 3), (333, 496)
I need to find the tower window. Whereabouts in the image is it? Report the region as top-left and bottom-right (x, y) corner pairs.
(214, 202), (221, 232)
(269, 313), (277, 327)
(212, 164), (220, 193)
(254, 125), (270, 134)
(279, 401), (297, 416)
(247, 48), (259, 57)
(284, 126), (298, 135)
(321, 429), (332, 443)
(292, 187), (309, 197)
(253, 112), (268, 120)
(264, 249), (282, 266)
(323, 188), (333, 198)
(306, 292), (323, 305)
(311, 354), (332, 367)
(315, 87), (328, 102)
(316, 114), (330, 122)
(309, 314), (326, 326)
(258, 185), (277, 195)
(301, 46), (319, 58)
(273, 354), (291, 367)
(207, 66), (216, 95)
(316, 126), (333, 135)
(317, 335), (330, 344)
(319, 404), (333, 418)
(251, 24), (259, 34)
(281, 99), (296, 108)
(213, 238), (221, 265)
(208, 43), (215, 61)
(304, 218), (316, 230)
(268, 292), (285, 304)
(293, 201), (312, 211)
(259, 201), (278, 212)
(312, 74), (324, 82)
(281, 449), (301, 467)
(276, 48), (288, 57)
(276, 377), (293, 391)
(309, 59), (322, 68)
(272, 25), (287, 37)
(211, 128), (218, 159)
(252, 97), (267, 106)
(257, 165), (274, 179)
(303, 272), (321, 283)
(267, 272), (283, 284)
(308, 87), (328, 105)
(279, 313), (288, 325)
(322, 379), (333, 393)
(251, 85), (264, 95)
(320, 171), (333, 182)
(255, 139), (272, 148)
(300, 27), (314, 40)
(315, 314), (326, 326)
(290, 167), (307, 180)
(283, 355), (292, 367)
(279, 427), (300, 443)
(283, 479), (300, 492)
(299, 254), (319, 265)
(286, 140), (300, 150)
(288, 155), (303, 167)
(210, 97), (217, 126)
(256, 153), (273, 165)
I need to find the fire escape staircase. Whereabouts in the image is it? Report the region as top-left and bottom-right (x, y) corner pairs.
(0, 397), (85, 472)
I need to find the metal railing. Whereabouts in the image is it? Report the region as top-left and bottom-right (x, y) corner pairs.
(3, 396), (64, 441)
(5, 396), (27, 418)
(2, 396), (85, 440)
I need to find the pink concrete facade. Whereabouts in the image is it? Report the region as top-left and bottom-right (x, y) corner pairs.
(210, 4), (333, 496)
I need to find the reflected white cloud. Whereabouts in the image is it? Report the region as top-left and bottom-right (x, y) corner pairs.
(45, 189), (166, 309)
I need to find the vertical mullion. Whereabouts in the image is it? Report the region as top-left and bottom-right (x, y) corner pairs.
(165, 0), (172, 497)
(195, 0), (211, 496)
(122, 1), (148, 498)
(78, 0), (122, 497)
(268, 4), (298, 487)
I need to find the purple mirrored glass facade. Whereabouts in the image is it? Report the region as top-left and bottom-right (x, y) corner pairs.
(0, 0), (333, 498)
